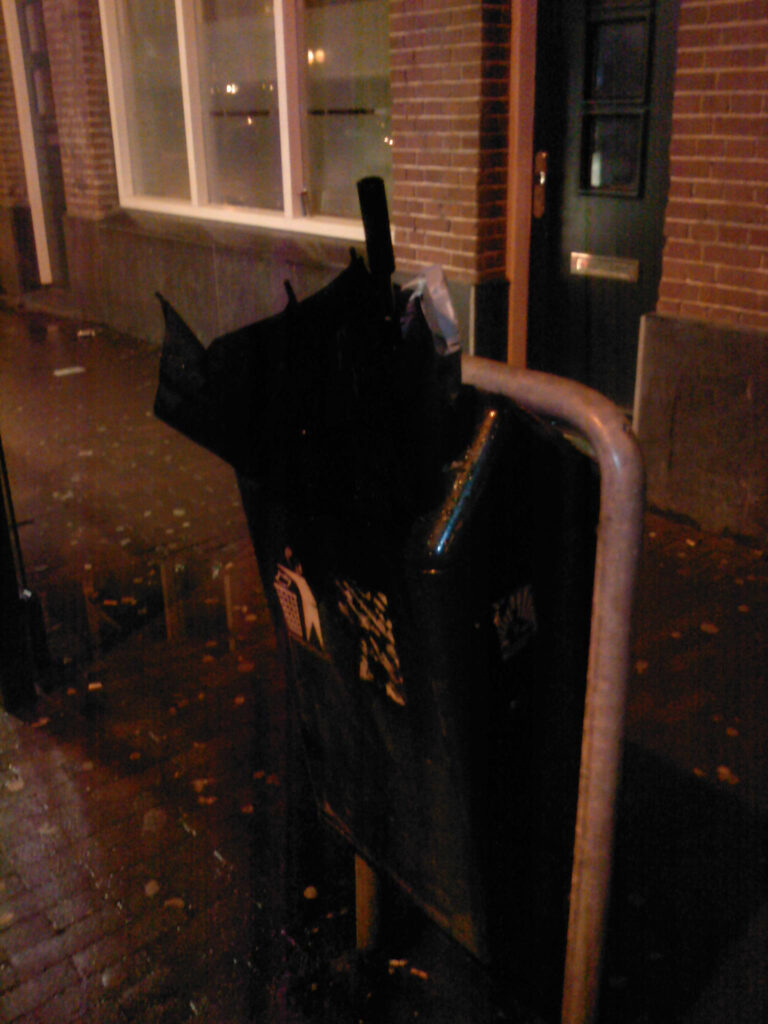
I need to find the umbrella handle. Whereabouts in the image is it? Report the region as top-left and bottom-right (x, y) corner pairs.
(357, 176), (395, 278)
(357, 176), (396, 326)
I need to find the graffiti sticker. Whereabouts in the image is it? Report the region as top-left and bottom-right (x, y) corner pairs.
(492, 583), (537, 661)
(336, 580), (405, 706)
(274, 550), (325, 651)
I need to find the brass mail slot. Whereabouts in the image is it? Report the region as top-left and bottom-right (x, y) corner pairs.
(570, 252), (639, 282)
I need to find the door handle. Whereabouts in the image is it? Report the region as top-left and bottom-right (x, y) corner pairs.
(533, 150), (548, 219)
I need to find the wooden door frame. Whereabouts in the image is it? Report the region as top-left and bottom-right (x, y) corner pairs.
(505, 0), (538, 367)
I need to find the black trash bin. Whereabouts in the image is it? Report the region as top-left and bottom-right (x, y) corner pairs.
(237, 381), (598, 1011)
(154, 179), (600, 1016)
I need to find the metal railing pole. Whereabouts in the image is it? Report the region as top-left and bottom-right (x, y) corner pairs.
(462, 356), (645, 1024)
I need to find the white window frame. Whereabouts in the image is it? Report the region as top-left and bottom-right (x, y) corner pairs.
(98, 0), (365, 241)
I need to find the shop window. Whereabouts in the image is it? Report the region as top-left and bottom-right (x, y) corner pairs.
(100, 0), (391, 236)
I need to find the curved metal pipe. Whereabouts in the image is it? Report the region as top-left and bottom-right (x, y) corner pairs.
(462, 356), (645, 1024)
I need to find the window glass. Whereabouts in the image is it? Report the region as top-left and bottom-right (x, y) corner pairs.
(584, 113), (643, 192)
(587, 19), (648, 100)
(580, 4), (651, 196)
(116, 0), (189, 199)
(303, 0), (391, 218)
(107, 0), (392, 225)
(195, 0), (282, 210)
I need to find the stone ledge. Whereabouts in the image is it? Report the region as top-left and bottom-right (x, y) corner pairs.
(634, 313), (768, 540)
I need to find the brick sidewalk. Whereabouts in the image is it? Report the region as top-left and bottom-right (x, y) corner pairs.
(0, 309), (295, 1022)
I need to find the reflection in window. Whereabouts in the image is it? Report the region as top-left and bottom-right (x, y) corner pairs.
(115, 0), (190, 200)
(303, 0), (391, 219)
(195, 1), (282, 210)
(104, 0), (392, 228)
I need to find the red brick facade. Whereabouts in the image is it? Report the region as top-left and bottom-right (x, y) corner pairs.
(1, 1), (767, 339)
(389, 0), (510, 281)
(657, 0), (768, 331)
(41, 0), (117, 220)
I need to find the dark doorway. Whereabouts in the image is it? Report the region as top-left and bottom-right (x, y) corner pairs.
(527, 0), (679, 409)
(16, 0), (68, 286)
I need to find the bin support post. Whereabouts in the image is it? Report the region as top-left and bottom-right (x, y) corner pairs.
(462, 357), (644, 1024)
(355, 854), (382, 950)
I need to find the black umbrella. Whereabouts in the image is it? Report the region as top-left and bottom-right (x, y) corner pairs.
(154, 179), (455, 580)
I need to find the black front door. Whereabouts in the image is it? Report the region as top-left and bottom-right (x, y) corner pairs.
(527, 0), (679, 408)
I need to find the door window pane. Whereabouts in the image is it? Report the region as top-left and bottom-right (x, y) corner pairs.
(116, 0), (189, 199)
(580, 3), (652, 196)
(195, 0), (282, 210)
(303, 0), (391, 218)
(583, 113), (644, 192)
(587, 19), (648, 101)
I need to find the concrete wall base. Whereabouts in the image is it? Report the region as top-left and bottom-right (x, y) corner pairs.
(634, 313), (768, 540)
(63, 211), (509, 357)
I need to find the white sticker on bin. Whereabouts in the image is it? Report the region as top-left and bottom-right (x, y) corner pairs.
(336, 580), (405, 707)
(274, 553), (325, 651)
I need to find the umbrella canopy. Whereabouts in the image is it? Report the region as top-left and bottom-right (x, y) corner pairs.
(154, 250), (452, 586)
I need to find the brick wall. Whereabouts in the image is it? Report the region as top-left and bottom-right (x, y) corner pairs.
(389, 0), (510, 281)
(41, 0), (117, 219)
(0, 14), (27, 206)
(657, 0), (768, 331)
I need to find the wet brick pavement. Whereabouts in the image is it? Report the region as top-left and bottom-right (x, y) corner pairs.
(0, 305), (766, 1023)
